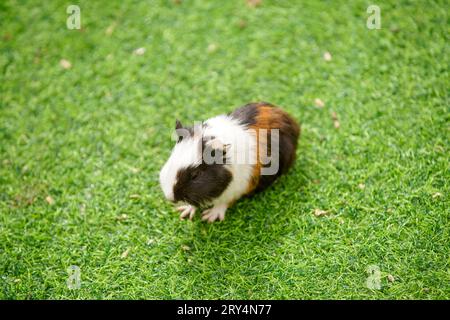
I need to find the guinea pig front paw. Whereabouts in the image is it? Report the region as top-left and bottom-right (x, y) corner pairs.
(201, 205), (227, 223)
(177, 205), (196, 220)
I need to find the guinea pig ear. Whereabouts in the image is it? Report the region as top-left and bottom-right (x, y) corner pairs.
(203, 137), (230, 164)
(207, 137), (229, 151)
(175, 119), (187, 143)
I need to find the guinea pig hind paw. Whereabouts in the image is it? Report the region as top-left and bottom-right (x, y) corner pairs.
(177, 205), (196, 220)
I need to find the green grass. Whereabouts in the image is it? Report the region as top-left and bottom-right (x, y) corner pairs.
(0, 0), (449, 299)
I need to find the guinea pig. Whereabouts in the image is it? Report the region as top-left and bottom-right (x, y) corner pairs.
(159, 102), (300, 222)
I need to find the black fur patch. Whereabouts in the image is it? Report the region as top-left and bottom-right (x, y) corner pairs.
(229, 102), (274, 126)
(173, 163), (232, 207)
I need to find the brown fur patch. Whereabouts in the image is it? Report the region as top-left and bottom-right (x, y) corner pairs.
(245, 104), (300, 195)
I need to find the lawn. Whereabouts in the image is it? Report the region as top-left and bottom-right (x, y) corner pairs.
(0, 0), (448, 299)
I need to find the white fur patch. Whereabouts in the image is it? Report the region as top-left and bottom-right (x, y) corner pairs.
(203, 115), (256, 206)
(159, 134), (202, 201)
(159, 115), (256, 206)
